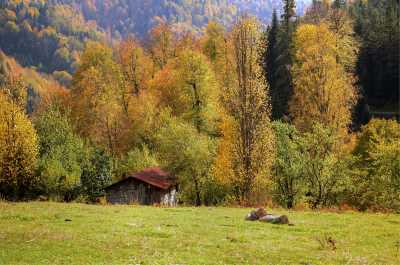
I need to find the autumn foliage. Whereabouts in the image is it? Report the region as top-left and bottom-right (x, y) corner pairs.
(0, 1), (398, 211)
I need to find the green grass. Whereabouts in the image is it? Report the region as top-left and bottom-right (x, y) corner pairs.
(0, 202), (399, 265)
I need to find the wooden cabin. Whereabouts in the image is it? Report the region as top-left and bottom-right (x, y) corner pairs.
(105, 167), (177, 206)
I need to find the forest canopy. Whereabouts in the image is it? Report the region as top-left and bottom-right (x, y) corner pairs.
(0, 0), (398, 211)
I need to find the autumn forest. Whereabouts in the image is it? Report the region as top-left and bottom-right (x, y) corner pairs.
(0, 0), (399, 211)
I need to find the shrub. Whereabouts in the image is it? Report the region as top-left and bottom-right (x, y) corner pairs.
(154, 115), (217, 206)
(34, 106), (83, 201)
(80, 147), (112, 202)
(271, 121), (304, 208)
(299, 123), (351, 209)
(352, 119), (400, 211)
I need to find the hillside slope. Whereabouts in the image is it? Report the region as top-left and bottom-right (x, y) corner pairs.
(52, 0), (310, 37)
(0, 1), (105, 75)
(0, 0), (310, 76)
(0, 50), (66, 113)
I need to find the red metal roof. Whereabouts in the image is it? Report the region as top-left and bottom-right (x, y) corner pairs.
(131, 167), (175, 190)
(106, 167), (176, 190)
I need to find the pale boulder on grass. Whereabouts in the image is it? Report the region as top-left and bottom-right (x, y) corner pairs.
(245, 208), (267, 221)
(245, 208), (290, 225)
(259, 214), (289, 224)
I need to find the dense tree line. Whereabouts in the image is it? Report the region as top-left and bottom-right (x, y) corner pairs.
(264, 0), (399, 123)
(350, 0), (399, 111)
(0, 0), (398, 211)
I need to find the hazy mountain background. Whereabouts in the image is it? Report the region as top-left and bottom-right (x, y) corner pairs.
(0, 0), (310, 77)
(0, 0), (309, 109)
(45, 0), (311, 38)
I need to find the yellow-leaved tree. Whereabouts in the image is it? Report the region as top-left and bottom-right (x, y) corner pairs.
(304, 0), (359, 74)
(0, 94), (38, 199)
(290, 23), (357, 136)
(214, 17), (275, 205)
(149, 49), (220, 134)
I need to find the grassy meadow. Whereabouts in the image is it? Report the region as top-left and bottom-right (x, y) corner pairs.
(0, 202), (399, 265)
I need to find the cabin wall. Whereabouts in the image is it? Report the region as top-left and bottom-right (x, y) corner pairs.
(105, 179), (141, 204)
(105, 179), (177, 205)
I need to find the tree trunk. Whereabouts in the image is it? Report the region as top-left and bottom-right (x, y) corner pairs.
(193, 176), (201, 206)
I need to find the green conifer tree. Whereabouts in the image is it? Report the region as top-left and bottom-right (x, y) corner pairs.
(264, 9), (281, 119)
(272, 0), (297, 119)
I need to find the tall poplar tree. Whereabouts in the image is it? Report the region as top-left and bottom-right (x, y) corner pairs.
(218, 17), (274, 203)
